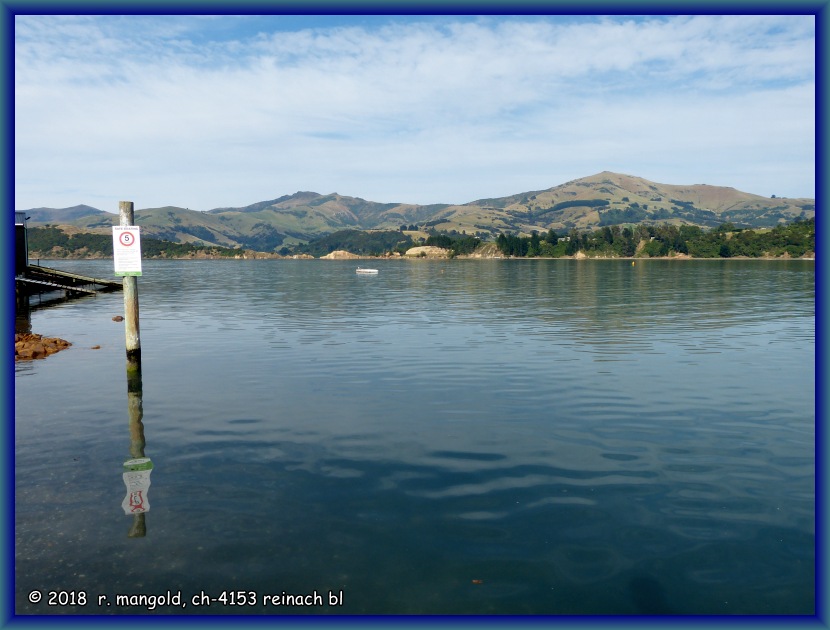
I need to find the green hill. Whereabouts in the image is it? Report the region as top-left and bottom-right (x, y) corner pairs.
(17, 172), (815, 252)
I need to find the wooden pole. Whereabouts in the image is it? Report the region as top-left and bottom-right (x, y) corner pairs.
(118, 201), (147, 537)
(119, 201), (141, 364)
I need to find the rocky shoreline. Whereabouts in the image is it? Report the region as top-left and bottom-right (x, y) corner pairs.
(15, 333), (72, 361)
(29, 244), (815, 262)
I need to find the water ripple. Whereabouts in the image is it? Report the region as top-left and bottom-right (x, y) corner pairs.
(15, 258), (815, 615)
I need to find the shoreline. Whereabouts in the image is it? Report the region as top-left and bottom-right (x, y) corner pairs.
(29, 253), (816, 262)
(14, 333), (72, 361)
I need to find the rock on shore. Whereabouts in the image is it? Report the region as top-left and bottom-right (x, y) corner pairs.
(404, 246), (450, 258)
(321, 250), (361, 259)
(15, 333), (71, 361)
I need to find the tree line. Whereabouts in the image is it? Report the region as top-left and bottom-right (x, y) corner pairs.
(23, 219), (814, 260)
(26, 226), (243, 258)
(495, 219), (814, 258)
(291, 229), (413, 257)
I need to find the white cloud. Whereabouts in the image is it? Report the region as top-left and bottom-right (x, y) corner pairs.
(14, 14), (815, 210)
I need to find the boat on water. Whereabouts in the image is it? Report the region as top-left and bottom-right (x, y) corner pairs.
(356, 267), (379, 275)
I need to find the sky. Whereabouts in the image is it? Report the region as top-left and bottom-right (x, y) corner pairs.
(14, 13), (816, 212)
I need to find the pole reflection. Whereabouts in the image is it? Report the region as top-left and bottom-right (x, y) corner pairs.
(123, 355), (152, 538)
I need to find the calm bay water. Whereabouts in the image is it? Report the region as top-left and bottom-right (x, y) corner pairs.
(14, 258), (815, 616)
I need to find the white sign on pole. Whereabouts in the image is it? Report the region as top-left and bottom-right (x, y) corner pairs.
(112, 226), (142, 276)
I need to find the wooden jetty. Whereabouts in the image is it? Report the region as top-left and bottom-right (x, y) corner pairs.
(16, 264), (122, 302)
(14, 212), (121, 305)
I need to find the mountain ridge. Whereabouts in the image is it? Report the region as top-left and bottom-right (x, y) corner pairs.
(17, 172), (814, 252)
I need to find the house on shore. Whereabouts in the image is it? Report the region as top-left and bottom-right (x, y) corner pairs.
(15, 212), (29, 275)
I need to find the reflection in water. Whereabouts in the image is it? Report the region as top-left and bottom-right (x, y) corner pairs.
(123, 355), (152, 538)
(123, 459), (152, 537)
(14, 258), (813, 615)
(15, 295), (32, 334)
(15, 291), (99, 334)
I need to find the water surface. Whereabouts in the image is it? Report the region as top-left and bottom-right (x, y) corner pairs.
(15, 259), (815, 615)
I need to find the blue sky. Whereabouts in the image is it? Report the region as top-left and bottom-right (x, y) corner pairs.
(14, 13), (816, 212)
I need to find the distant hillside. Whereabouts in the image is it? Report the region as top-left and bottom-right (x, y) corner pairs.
(449, 171), (814, 237)
(22, 204), (109, 224)
(16, 172), (815, 251)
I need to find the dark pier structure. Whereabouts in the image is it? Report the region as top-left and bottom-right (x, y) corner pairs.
(15, 212), (122, 311)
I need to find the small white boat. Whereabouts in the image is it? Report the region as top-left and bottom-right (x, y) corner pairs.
(356, 267), (378, 275)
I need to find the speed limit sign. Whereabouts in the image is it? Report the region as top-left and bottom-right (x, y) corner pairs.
(112, 226), (142, 276)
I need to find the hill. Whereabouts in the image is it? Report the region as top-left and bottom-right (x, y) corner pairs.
(22, 204), (110, 224)
(17, 172), (814, 251)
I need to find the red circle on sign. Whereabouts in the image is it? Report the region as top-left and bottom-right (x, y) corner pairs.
(119, 232), (135, 246)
